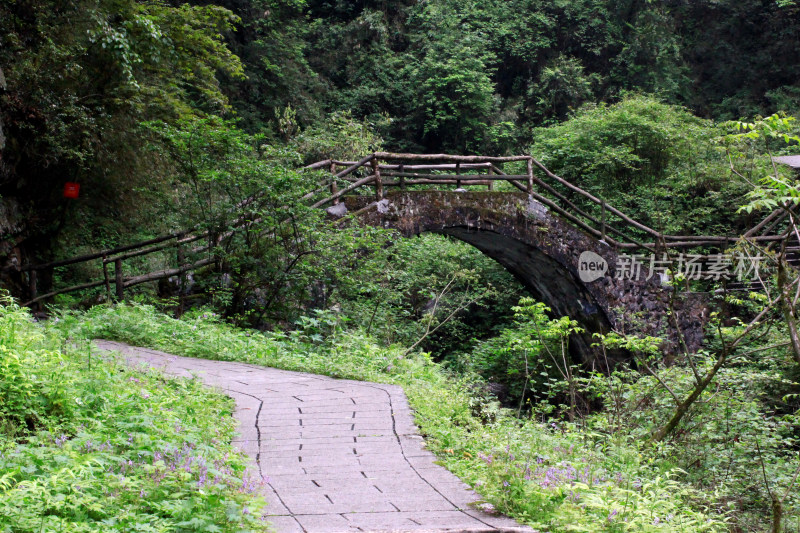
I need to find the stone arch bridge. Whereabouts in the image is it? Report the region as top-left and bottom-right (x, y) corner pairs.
(338, 190), (706, 362)
(309, 152), (790, 363)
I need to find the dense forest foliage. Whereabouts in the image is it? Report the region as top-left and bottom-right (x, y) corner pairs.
(3, 0), (800, 297)
(3, 0), (800, 531)
(3, 0), (800, 244)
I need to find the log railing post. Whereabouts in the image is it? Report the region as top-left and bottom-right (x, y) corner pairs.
(29, 270), (37, 310)
(399, 164), (406, 191)
(329, 161), (339, 204)
(456, 162), (462, 189)
(371, 159), (383, 200)
(526, 157), (534, 195)
(115, 258), (124, 301)
(102, 257), (112, 301)
(177, 242), (186, 315)
(487, 165), (494, 191)
(601, 200), (607, 242)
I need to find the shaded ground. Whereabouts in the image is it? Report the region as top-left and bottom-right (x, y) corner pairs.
(95, 340), (531, 533)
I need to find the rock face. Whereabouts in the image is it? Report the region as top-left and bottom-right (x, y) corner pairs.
(0, 196), (29, 297)
(0, 66), (5, 150)
(0, 196), (24, 260)
(343, 191), (707, 364)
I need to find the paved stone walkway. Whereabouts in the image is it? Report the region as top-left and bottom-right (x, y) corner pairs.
(95, 341), (531, 533)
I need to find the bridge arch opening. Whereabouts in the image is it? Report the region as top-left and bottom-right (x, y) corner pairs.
(428, 227), (614, 364)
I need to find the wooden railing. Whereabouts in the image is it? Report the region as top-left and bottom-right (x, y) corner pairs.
(307, 152), (794, 253)
(7, 152), (796, 308)
(18, 229), (219, 308)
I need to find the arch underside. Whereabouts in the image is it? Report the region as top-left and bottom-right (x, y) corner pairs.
(434, 226), (613, 363)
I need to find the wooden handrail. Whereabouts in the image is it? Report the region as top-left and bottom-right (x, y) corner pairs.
(528, 157), (662, 238)
(334, 154), (375, 178)
(15, 230), (192, 273)
(104, 234), (205, 264)
(380, 171), (528, 180)
(374, 152), (531, 163)
(491, 164), (645, 248)
(744, 206), (783, 237)
(311, 173), (377, 208)
(304, 159), (332, 170)
(333, 162), (493, 170)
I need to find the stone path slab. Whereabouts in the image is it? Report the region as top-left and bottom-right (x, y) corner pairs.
(95, 340), (532, 533)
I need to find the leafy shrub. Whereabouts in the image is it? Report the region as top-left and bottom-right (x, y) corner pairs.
(584, 345), (800, 531)
(464, 298), (582, 413)
(291, 110), (385, 162)
(454, 421), (726, 532)
(334, 233), (522, 359)
(530, 95), (751, 237)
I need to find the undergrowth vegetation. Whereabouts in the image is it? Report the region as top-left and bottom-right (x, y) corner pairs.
(0, 297), (268, 532)
(54, 302), (735, 532)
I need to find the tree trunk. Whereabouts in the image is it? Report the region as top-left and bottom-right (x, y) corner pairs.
(772, 499), (783, 533)
(777, 259), (800, 365)
(649, 349), (729, 442)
